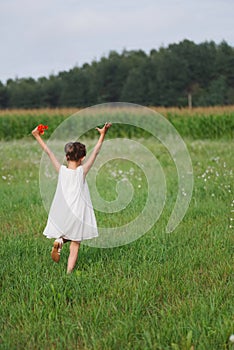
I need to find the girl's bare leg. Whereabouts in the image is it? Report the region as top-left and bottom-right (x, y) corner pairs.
(67, 241), (80, 274)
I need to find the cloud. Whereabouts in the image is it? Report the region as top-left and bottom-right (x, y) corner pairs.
(0, 0), (233, 82)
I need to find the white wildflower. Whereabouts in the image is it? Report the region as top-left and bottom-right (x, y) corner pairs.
(229, 335), (234, 343)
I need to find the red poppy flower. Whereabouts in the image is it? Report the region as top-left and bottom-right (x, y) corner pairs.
(37, 124), (48, 135)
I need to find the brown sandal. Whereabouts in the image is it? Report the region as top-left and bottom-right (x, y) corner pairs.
(51, 241), (62, 263)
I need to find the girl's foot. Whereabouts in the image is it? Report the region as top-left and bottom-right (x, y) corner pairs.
(51, 238), (63, 263)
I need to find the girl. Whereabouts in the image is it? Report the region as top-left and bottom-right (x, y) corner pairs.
(32, 122), (112, 273)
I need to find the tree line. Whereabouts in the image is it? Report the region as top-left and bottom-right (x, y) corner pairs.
(0, 39), (233, 109)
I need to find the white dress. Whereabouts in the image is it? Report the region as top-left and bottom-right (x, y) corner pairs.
(43, 165), (98, 242)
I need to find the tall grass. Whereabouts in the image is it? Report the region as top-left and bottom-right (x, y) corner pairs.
(0, 137), (233, 349)
(0, 106), (234, 140)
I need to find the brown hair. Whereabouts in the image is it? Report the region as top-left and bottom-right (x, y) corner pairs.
(64, 142), (86, 161)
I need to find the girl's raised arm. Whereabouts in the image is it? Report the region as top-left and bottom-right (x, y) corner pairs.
(32, 126), (61, 172)
(83, 123), (112, 177)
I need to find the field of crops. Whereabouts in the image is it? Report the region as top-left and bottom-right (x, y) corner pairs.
(0, 105), (234, 140)
(0, 107), (234, 349)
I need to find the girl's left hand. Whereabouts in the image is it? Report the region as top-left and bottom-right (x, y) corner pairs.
(32, 126), (40, 137)
(96, 122), (112, 135)
(32, 124), (48, 137)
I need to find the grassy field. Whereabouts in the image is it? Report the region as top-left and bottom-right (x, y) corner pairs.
(0, 132), (234, 349)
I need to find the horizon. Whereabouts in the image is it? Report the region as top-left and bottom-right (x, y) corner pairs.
(1, 38), (233, 84)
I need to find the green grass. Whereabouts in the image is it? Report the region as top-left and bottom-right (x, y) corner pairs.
(0, 138), (233, 350)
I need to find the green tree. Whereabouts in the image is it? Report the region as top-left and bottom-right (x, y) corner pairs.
(6, 77), (42, 108)
(1, 40), (233, 108)
(0, 81), (8, 108)
(59, 68), (90, 107)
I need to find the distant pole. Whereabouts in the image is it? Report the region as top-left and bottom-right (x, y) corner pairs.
(188, 93), (192, 109)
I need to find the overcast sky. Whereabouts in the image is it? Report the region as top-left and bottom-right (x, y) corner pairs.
(0, 0), (233, 83)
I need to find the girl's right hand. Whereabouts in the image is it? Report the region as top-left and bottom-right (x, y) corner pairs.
(96, 122), (112, 135)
